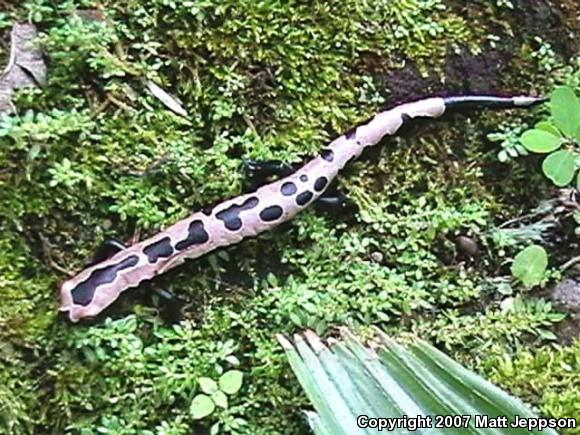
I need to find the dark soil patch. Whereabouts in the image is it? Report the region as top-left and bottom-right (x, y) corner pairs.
(507, 0), (577, 55)
(367, 0), (578, 105)
(558, 0), (580, 31)
(377, 50), (517, 105)
(460, 0), (578, 57)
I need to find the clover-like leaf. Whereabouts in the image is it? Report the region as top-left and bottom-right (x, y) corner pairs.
(535, 121), (562, 137)
(198, 377), (218, 395)
(190, 394), (215, 420)
(520, 129), (561, 153)
(511, 245), (548, 288)
(219, 370), (244, 395)
(551, 86), (580, 137)
(542, 150), (577, 187)
(211, 390), (229, 409)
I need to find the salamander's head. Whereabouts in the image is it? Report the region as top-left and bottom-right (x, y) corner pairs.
(59, 254), (140, 322)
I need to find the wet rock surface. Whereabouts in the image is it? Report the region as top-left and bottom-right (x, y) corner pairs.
(551, 278), (580, 313)
(550, 277), (580, 343)
(0, 23), (47, 113)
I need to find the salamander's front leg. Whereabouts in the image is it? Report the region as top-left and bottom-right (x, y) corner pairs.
(316, 193), (353, 209)
(243, 159), (296, 192)
(148, 285), (186, 324)
(243, 159), (295, 178)
(244, 158), (358, 214)
(315, 191), (359, 216)
(89, 239), (128, 266)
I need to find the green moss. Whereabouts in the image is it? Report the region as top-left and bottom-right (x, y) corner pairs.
(483, 341), (580, 430)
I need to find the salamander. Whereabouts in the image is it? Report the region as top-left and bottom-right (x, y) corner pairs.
(60, 95), (543, 322)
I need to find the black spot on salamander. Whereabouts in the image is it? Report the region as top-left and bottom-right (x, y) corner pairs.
(202, 206), (213, 216)
(216, 196), (259, 231)
(281, 181), (297, 196)
(300, 174), (308, 182)
(259, 205), (284, 222)
(71, 255), (139, 306)
(296, 191), (313, 206)
(314, 176), (328, 192)
(143, 236), (174, 263)
(320, 149), (334, 162)
(175, 219), (210, 250)
(400, 113), (412, 128)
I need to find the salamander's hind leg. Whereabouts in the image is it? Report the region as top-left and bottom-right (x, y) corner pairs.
(315, 191), (359, 216)
(243, 157), (358, 215)
(316, 193), (352, 209)
(149, 286), (186, 323)
(242, 159), (296, 192)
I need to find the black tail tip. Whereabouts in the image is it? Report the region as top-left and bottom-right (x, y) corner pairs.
(444, 95), (547, 111)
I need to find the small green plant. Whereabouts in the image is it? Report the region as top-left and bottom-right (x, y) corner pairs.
(511, 244), (549, 288)
(420, 295), (566, 353)
(490, 123), (530, 163)
(190, 370), (244, 421)
(520, 86), (580, 187)
(483, 340), (580, 422)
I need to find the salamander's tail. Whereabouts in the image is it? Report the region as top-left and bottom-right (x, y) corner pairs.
(443, 95), (546, 111)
